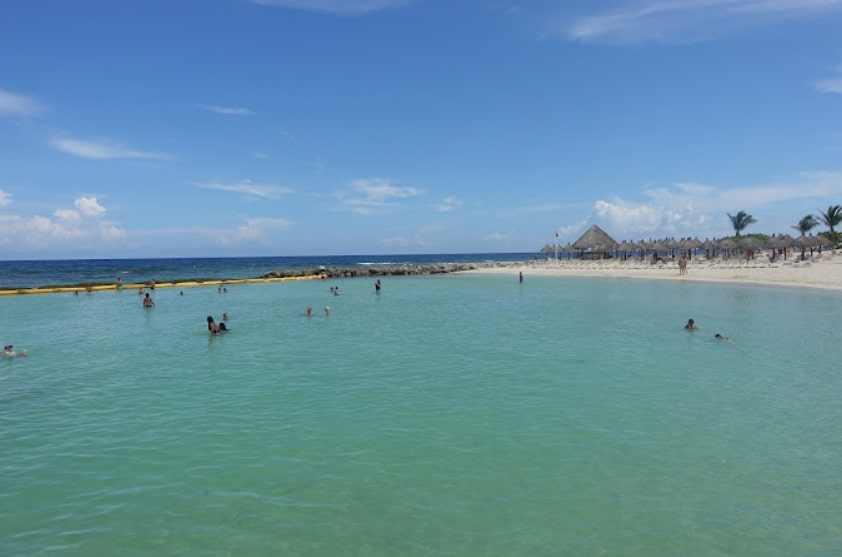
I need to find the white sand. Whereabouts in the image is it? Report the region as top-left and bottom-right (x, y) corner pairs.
(463, 252), (842, 291)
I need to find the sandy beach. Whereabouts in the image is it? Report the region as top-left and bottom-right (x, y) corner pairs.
(465, 252), (842, 291)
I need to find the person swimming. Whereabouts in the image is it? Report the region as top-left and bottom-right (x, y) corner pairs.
(207, 316), (228, 334)
(2, 344), (26, 357)
(714, 333), (733, 343)
(685, 319), (697, 330)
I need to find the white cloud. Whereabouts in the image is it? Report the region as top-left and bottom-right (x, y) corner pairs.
(25, 215), (85, 243)
(201, 104), (255, 116)
(589, 171), (842, 239)
(223, 217), (294, 244)
(50, 137), (174, 161)
(75, 196), (106, 216)
(339, 178), (424, 215)
(556, 220), (588, 240)
(432, 196), (463, 212)
(100, 223), (126, 240)
(814, 64), (842, 94)
(251, 0), (413, 15)
(0, 188), (12, 207)
(566, 0), (842, 44)
(0, 87), (44, 117)
(0, 195), (124, 252)
(254, 152), (268, 159)
(484, 231), (512, 242)
(815, 78), (842, 94)
(193, 180), (295, 200)
(54, 209), (81, 221)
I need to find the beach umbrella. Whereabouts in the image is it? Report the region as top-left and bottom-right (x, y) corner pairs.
(701, 238), (717, 258)
(616, 240), (632, 259)
(718, 238), (737, 259)
(771, 234), (794, 248)
(737, 236), (762, 250)
(768, 234), (794, 260)
(680, 237), (703, 259)
(737, 236), (763, 259)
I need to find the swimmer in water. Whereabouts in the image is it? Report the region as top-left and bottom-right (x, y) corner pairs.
(2, 344), (26, 357)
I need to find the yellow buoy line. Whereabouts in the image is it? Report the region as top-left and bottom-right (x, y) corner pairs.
(0, 275), (323, 297)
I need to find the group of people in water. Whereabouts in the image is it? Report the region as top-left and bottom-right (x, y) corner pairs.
(685, 319), (733, 342)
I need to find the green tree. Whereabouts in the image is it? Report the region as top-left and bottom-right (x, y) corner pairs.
(792, 214), (820, 237)
(727, 210), (757, 236)
(817, 205), (842, 245)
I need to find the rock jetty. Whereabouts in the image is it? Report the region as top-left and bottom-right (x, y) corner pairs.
(259, 261), (520, 280)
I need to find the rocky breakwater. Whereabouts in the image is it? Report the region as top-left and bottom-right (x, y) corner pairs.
(260, 261), (517, 280)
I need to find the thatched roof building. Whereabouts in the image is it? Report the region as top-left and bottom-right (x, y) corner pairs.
(572, 225), (618, 258)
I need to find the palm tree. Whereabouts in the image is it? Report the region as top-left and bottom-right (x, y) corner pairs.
(727, 211), (757, 237)
(817, 205), (842, 245)
(792, 214), (820, 237)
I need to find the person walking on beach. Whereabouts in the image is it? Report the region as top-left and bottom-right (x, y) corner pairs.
(678, 255), (687, 275)
(143, 292), (154, 307)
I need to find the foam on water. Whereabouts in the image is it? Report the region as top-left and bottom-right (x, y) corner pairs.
(2, 274), (841, 556)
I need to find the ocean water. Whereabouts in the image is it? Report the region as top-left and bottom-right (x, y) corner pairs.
(2, 266), (841, 556)
(0, 254), (534, 290)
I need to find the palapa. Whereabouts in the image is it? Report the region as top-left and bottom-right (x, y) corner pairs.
(572, 225), (618, 254)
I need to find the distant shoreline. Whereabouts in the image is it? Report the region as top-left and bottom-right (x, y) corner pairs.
(460, 254), (842, 292)
(3, 256), (841, 295)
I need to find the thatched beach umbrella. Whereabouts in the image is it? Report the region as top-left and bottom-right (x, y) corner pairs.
(768, 234), (794, 260)
(737, 236), (763, 259)
(701, 238), (717, 258)
(680, 237), (703, 259)
(718, 238), (737, 258)
(616, 240), (632, 260)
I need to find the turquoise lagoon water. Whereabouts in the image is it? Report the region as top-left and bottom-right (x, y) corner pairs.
(1, 273), (841, 556)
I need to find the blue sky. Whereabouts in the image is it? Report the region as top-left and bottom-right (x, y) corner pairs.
(2, 0), (842, 259)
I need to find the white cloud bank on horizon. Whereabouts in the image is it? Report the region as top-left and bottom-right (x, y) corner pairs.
(562, 0), (842, 44)
(586, 171), (842, 240)
(0, 87), (44, 117)
(0, 196), (125, 251)
(251, 0), (413, 15)
(50, 137), (174, 161)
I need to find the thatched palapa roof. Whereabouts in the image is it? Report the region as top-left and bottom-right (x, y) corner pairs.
(572, 224), (618, 252)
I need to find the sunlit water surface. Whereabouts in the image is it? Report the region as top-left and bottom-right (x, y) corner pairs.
(2, 274), (841, 556)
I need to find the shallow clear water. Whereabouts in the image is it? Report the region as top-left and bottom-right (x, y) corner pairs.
(2, 274), (841, 556)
